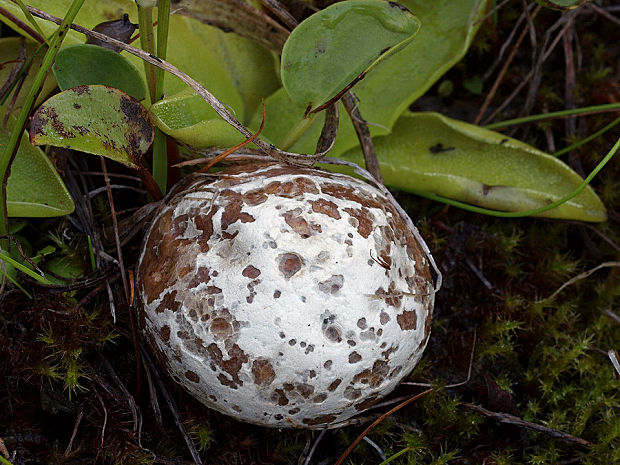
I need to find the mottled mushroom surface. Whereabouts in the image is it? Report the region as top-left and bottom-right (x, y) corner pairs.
(137, 162), (434, 428)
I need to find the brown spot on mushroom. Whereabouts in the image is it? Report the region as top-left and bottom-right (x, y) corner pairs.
(313, 393), (328, 403)
(328, 379), (342, 391)
(288, 407), (300, 414)
(278, 253), (302, 279)
(357, 318), (367, 329)
(207, 343), (248, 389)
(354, 395), (379, 411)
(320, 182), (382, 209)
(349, 351), (362, 363)
(242, 265), (261, 279)
(264, 177), (319, 198)
(323, 360), (333, 369)
(375, 283), (403, 308)
(382, 345), (398, 360)
(318, 275), (344, 294)
(296, 383), (315, 398)
(210, 318), (232, 338)
(271, 389), (289, 406)
(206, 285), (222, 294)
(344, 386), (362, 400)
(188, 266), (210, 289)
(282, 208), (321, 238)
(156, 290), (180, 313)
(379, 312), (390, 325)
(185, 370), (200, 383)
(194, 210), (216, 253)
(220, 190), (255, 230)
(324, 326), (342, 343)
(343, 207), (373, 238)
(397, 310), (418, 331)
(273, 290), (281, 298)
(302, 414), (336, 426)
(310, 199), (341, 219)
(251, 359), (276, 386)
(160, 325), (170, 342)
(352, 360), (389, 387)
(139, 209), (191, 304)
(242, 190), (268, 205)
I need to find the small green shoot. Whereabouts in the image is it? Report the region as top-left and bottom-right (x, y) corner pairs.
(87, 235), (96, 271)
(484, 101), (620, 129)
(13, 0), (47, 44)
(0, 249), (51, 284)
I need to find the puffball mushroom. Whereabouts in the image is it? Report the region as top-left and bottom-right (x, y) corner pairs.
(137, 162), (435, 428)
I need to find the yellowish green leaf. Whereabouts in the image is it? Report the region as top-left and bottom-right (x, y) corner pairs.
(338, 112), (607, 222)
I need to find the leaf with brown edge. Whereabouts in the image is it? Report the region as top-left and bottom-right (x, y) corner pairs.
(30, 85), (153, 169)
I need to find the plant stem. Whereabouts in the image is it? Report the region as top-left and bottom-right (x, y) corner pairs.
(137, 0), (168, 194)
(14, 0), (48, 45)
(153, 0), (170, 193)
(484, 102), (620, 129)
(156, 0), (170, 100)
(137, 1), (157, 100)
(378, 447), (413, 465)
(411, 135), (620, 218)
(0, 0), (85, 254)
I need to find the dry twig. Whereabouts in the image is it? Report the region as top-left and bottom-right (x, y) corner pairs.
(474, 4), (541, 125)
(334, 389), (433, 465)
(464, 403), (592, 447)
(537, 261), (620, 303)
(342, 92), (383, 183)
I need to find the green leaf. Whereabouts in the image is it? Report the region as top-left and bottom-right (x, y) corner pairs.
(29, 85), (153, 168)
(0, 37), (58, 122)
(251, 0), (486, 157)
(150, 88), (246, 149)
(536, 0), (589, 10)
(53, 44), (146, 100)
(338, 112), (607, 222)
(281, 0), (421, 113)
(0, 128), (74, 217)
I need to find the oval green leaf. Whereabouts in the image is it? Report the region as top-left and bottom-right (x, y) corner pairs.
(150, 88), (246, 149)
(0, 128), (74, 217)
(29, 85), (153, 169)
(281, 0), (420, 113)
(53, 44), (146, 100)
(339, 112), (607, 222)
(251, 0), (486, 157)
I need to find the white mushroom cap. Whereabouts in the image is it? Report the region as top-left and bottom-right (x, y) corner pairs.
(137, 163), (434, 428)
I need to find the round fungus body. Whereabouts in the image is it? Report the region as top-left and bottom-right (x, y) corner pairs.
(137, 162), (435, 428)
